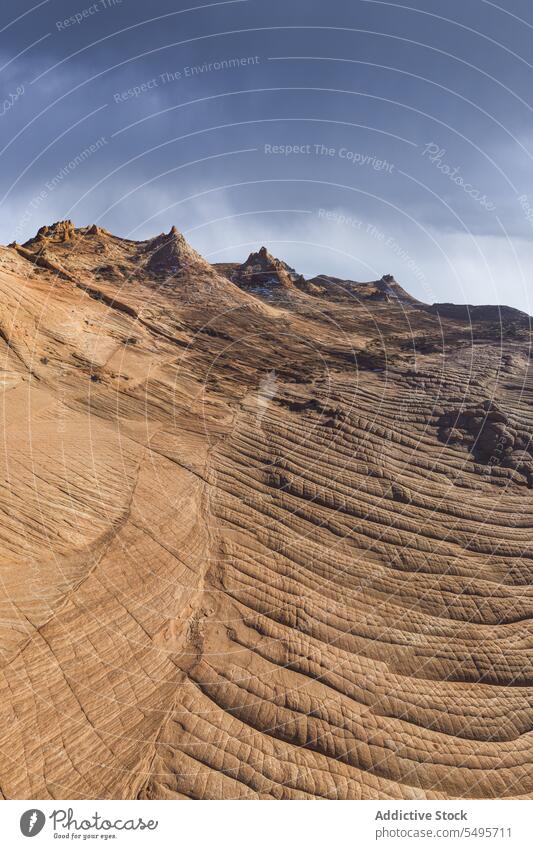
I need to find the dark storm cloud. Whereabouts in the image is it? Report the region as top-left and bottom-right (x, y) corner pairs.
(1, 0), (533, 310)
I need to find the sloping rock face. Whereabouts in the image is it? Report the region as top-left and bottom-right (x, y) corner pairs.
(307, 273), (420, 303)
(0, 222), (532, 800)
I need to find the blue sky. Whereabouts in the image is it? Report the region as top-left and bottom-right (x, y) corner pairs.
(1, 0), (533, 310)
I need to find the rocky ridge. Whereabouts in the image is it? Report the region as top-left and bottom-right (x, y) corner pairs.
(0, 220), (531, 800)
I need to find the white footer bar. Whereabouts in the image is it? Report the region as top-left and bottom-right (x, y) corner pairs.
(3, 799), (531, 848)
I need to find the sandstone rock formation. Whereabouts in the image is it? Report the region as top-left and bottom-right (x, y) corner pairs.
(0, 221), (531, 799)
(230, 245), (305, 290)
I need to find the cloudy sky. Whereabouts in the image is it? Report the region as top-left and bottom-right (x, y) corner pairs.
(1, 0), (533, 310)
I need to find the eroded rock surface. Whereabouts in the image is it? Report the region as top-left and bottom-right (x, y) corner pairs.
(437, 401), (533, 487)
(0, 223), (531, 799)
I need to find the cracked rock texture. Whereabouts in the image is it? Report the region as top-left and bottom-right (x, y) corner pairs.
(0, 221), (532, 800)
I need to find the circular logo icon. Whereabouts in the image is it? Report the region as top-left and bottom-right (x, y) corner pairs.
(20, 809), (46, 837)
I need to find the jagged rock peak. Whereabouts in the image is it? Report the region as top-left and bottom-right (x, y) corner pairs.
(146, 226), (187, 252)
(144, 226), (209, 277)
(256, 246), (274, 261)
(22, 221), (116, 249)
(33, 219), (77, 243)
(244, 246), (291, 270)
(375, 274), (418, 303)
(84, 224), (107, 237)
(233, 246), (305, 291)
